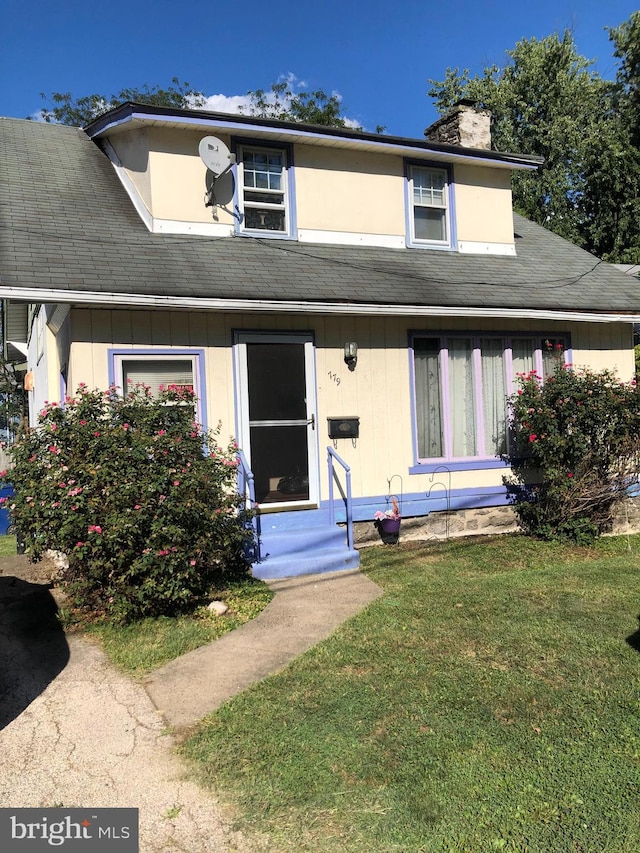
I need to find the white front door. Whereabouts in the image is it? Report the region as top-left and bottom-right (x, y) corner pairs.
(235, 332), (319, 508)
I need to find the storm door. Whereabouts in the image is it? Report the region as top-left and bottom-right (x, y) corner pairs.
(235, 333), (318, 507)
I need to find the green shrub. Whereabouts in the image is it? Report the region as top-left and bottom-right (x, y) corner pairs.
(505, 352), (640, 543)
(0, 384), (254, 622)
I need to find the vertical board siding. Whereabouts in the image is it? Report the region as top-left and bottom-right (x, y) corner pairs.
(63, 309), (635, 507)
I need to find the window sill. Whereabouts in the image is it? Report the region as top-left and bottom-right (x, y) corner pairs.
(409, 459), (509, 474)
(236, 229), (296, 241)
(406, 240), (457, 252)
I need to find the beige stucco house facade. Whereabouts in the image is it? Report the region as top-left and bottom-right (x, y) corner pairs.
(2, 103), (639, 575)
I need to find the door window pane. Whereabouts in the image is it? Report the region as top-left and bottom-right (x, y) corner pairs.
(250, 424), (309, 503)
(247, 343), (306, 420)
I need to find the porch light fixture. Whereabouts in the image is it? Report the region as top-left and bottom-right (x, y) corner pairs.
(344, 342), (358, 371)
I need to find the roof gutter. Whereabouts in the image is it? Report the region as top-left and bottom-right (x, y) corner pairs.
(83, 102), (542, 172)
(0, 286), (637, 324)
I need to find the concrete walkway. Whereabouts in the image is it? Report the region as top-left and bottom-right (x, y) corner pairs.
(1, 558), (382, 851)
(145, 569), (383, 729)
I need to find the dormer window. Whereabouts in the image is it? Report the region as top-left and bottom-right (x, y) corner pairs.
(236, 143), (293, 237)
(406, 163), (454, 249)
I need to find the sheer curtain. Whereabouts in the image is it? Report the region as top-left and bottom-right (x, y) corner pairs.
(481, 339), (507, 456)
(448, 338), (476, 457)
(122, 360), (194, 396)
(414, 338), (443, 458)
(512, 338), (535, 379)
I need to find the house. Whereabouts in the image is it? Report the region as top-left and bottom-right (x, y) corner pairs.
(1, 103), (639, 577)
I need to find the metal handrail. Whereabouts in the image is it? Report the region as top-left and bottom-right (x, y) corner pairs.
(236, 448), (256, 508)
(236, 449), (259, 562)
(327, 446), (354, 551)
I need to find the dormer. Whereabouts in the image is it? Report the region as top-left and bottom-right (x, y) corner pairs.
(84, 103), (541, 256)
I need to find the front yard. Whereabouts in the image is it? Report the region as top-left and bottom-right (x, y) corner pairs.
(182, 534), (640, 852)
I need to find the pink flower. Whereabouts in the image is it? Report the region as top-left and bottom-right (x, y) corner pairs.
(50, 423), (57, 431)
(157, 429), (166, 436)
(88, 524), (102, 534)
(567, 472), (574, 478)
(79, 420), (87, 425)
(529, 434), (538, 443)
(122, 423), (130, 430)
(134, 504), (141, 510)
(173, 480), (180, 486)
(94, 431), (100, 437)
(75, 541), (84, 548)
(157, 549), (169, 556)
(189, 559), (197, 566)
(48, 445), (61, 455)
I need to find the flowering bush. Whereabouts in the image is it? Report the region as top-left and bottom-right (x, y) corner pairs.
(0, 384), (254, 622)
(505, 355), (640, 543)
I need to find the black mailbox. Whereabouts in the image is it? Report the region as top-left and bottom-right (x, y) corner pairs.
(327, 417), (359, 439)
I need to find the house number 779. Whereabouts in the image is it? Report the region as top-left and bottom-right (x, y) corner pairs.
(328, 371), (341, 386)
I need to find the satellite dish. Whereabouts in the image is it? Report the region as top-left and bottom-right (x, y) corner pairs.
(198, 136), (234, 176)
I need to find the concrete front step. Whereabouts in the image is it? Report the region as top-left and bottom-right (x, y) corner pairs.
(251, 507), (359, 579)
(251, 546), (361, 579)
(258, 524), (347, 559)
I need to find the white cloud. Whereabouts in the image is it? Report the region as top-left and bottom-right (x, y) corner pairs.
(186, 93), (253, 114)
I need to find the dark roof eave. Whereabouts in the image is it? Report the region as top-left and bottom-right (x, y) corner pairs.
(83, 101), (544, 169)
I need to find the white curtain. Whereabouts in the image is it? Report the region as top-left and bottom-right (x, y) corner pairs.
(414, 338), (443, 458)
(512, 338), (535, 380)
(448, 338), (476, 457)
(481, 338), (507, 456)
(122, 359), (194, 397)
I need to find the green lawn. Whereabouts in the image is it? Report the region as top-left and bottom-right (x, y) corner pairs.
(0, 535), (17, 556)
(182, 534), (640, 852)
(85, 577), (274, 676)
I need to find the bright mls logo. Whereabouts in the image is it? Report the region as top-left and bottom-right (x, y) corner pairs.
(0, 808), (138, 851)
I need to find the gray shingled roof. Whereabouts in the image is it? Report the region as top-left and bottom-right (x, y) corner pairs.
(1, 117), (638, 314)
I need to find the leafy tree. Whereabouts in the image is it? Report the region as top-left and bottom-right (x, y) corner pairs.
(428, 32), (604, 247)
(428, 20), (640, 262)
(38, 78), (207, 125)
(584, 11), (640, 263)
(38, 76), (355, 129)
(609, 11), (640, 144)
(240, 80), (356, 128)
(0, 384), (254, 623)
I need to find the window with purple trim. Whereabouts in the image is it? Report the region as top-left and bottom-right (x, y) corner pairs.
(408, 164), (451, 246)
(412, 334), (567, 461)
(238, 144), (289, 235)
(113, 354), (200, 421)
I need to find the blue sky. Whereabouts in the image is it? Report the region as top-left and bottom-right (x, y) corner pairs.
(2, 0), (638, 137)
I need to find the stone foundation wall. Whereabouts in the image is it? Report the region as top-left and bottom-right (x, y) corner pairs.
(354, 496), (640, 548)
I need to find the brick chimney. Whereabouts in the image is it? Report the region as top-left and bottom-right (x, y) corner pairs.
(424, 99), (491, 150)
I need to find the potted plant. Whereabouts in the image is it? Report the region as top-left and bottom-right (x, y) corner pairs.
(374, 496), (401, 544)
